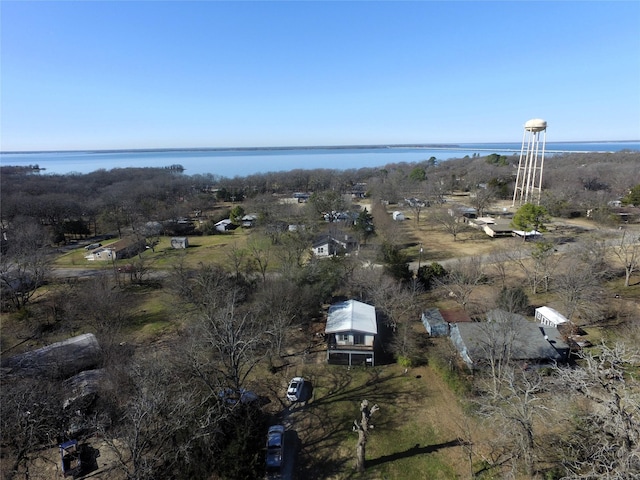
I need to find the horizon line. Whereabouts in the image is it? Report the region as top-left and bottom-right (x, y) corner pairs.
(3, 139), (639, 155)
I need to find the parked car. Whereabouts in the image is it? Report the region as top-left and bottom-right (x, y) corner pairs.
(286, 377), (305, 402)
(84, 243), (102, 250)
(265, 425), (285, 471)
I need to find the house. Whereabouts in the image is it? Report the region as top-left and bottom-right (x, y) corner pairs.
(421, 308), (472, 337)
(421, 308), (449, 337)
(448, 206), (477, 219)
(440, 309), (473, 325)
(392, 211), (405, 221)
(449, 310), (568, 370)
(214, 219), (236, 232)
(84, 246), (115, 261)
(312, 231), (358, 257)
(293, 192), (311, 202)
(468, 216), (494, 229)
(241, 214), (258, 228)
(534, 306), (568, 328)
(325, 300), (377, 366)
(170, 237), (189, 249)
(483, 220), (514, 238)
(349, 183), (367, 198)
(323, 211), (358, 224)
(84, 237), (146, 261)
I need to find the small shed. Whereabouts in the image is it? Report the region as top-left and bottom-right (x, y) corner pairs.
(170, 237), (189, 249)
(392, 211), (405, 221)
(421, 308), (449, 337)
(535, 306), (568, 328)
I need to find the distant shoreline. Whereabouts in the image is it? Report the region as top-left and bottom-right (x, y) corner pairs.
(2, 140), (639, 155)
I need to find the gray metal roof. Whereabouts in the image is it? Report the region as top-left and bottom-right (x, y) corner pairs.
(455, 311), (562, 364)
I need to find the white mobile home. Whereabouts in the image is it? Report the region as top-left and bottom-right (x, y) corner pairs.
(535, 306), (568, 327)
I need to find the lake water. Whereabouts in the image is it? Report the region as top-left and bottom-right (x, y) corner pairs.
(1, 141), (638, 178)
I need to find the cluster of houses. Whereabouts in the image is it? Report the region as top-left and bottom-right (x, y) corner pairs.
(321, 300), (579, 370)
(447, 205), (544, 240)
(423, 305), (575, 369)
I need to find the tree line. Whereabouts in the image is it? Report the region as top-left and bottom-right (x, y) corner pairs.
(1, 150), (640, 479)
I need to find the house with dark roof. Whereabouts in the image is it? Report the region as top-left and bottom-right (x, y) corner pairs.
(241, 214), (258, 228)
(312, 231), (358, 257)
(449, 310), (569, 370)
(325, 300), (377, 366)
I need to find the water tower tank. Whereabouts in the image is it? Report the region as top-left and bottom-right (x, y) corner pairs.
(524, 118), (547, 132)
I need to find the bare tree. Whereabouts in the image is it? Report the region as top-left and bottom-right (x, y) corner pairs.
(613, 230), (640, 287)
(505, 240), (557, 294)
(405, 197), (427, 225)
(0, 376), (64, 480)
(480, 368), (548, 478)
(101, 355), (222, 480)
(554, 256), (606, 324)
(70, 274), (130, 362)
(226, 242), (248, 281)
(353, 399), (380, 473)
(252, 278), (303, 358)
(488, 244), (514, 290)
(275, 230), (312, 280)
(194, 295), (268, 392)
(553, 342), (640, 479)
(248, 237), (271, 282)
(469, 186), (496, 217)
(429, 207), (467, 241)
(437, 256), (485, 311)
(0, 218), (52, 310)
(474, 311), (519, 400)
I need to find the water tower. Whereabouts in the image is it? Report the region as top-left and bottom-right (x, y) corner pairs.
(512, 118), (547, 207)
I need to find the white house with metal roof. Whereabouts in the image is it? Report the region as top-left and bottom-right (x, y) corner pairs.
(325, 299), (377, 366)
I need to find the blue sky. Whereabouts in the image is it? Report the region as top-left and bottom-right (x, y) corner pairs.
(1, 1), (639, 151)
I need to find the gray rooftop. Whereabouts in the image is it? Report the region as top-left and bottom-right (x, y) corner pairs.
(453, 311), (563, 365)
